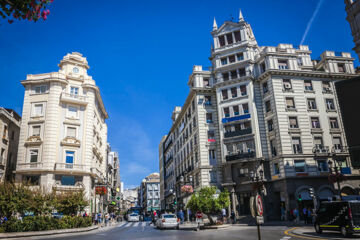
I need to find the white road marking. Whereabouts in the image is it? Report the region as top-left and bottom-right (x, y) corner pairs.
(141, 222), (147, 227)
(280, 237), (291, 240)
(133, 222), (140, 227)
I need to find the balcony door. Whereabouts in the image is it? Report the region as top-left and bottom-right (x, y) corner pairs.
(65, 151), (75, 169)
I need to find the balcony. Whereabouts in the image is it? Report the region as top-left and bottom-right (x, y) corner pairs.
(91, 167), (104, 180)
(60, 92), (88, 106)
(226, 150), (255, 162)
(55, 163), (86, 172)
(222, 113), (251, 124)
(313, 145), (330, 156)
(17, 162), (43, 171)
(224, 128), (252, 138)
(332, 145), (348, 155)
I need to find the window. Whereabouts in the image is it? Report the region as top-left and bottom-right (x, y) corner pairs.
(204, 96), (211, 105)
(203, 78), (209, 87)
(11, 131), (14, 140)
(333, 137), (342, 150)
(240, 85), (247, 96)
(218, 35), (225, 47)
(233, 106), (239, 116)
(61, 176), (75, 186)
(260, 62), (266, 73)
(304, 80), (313, 91)
(307, 98), (317, 110)
(222, 72), (229, 81)
(270, 139), (277, 157)
(24, 175), (40, 185)
(329, 118), (339, 129)
(32, 125), (41, 136)
(206, 113), (213, 123)
(267, 119), (273, 132)
(229, 55), (236, 63)
(34, 85), (47, 94)
(242, 103), (249, 114)
(2, 125), (7, 139)
(289, 117), (298, 128)
(67, 106), (78, 118)
(338, 63), (345, 73)
(273, 163), (280, 175)
(326, 99), (335, 110)
(286, 97), (295, 109)
(221, 58), (228, 65)
(209, 150), (216, 166)
(224, 107), (230, 117)
(322, 81), (331, 92)
(65, 151), (75, 168)
(278, 60), (289, 70)
(283, 79), (292, 90)
(209, 171), (217, 183)
(222, 89), (228, 100)
(297, 58), (303, 66)
(33, 104), (43, 116)
(67, 127), (76, 137)
(30, 149), (38, 163)
(314, 137), (323, 151)
(208, 131), (215, 142)
(236, 53), (244, 61)
(238, 168), (248, 177)
(70, 87), (79, 96)
(226, 33), (233, 44)
(311, 117), (321, 128)
(263, 82), (268, 94)
(231, 87), (237, 98)
(230, 70), (237, 79)
(234, 31), (241, 42)
(193, 117), (196, 128)
(292, 137), (302, 154)
(238, 68), (246, 77)
(265, 101), (271, 113)
(294, 160), (306, 172)
(317, 160), (328, 172)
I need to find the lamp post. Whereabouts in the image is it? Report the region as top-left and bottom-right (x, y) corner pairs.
(249, 168), (264, 240)
(180, 172), (193, 222)
(328, 159), (344, 201)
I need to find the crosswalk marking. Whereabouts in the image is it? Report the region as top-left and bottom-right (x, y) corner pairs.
(141, 222), (147, 227)
(133, 222), (139, 227)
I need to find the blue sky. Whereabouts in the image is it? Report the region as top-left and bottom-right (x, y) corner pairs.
(0, 0), (356, 189)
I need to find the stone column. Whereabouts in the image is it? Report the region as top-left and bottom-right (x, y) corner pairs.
(231, 188), (236, 216)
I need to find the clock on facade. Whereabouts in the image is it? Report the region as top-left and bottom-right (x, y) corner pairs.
(73, 67), (79, 73)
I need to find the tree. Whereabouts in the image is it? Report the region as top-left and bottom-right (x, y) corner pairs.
(186, 186), (230, 225)
(0, 183), (32, 218)
(54, 191), (88, 216)
(0, 0), (54, 24)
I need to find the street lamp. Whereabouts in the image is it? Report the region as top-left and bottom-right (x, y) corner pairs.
(249, 168), (264, 240)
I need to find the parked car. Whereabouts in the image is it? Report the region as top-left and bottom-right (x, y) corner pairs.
(156, 214), (179, 230)
(127, 213), (140, 222)
(314, 200), (360, 237)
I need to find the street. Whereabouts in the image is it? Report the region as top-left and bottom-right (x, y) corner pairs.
(40, 221), (303, 240)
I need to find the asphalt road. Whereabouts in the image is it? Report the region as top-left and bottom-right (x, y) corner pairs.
(39, 221), (304, 240)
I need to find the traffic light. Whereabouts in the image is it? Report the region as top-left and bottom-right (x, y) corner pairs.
(309, 188), (314, 198)
(298, 194), (302, 202)
(174, 199), (177, 205)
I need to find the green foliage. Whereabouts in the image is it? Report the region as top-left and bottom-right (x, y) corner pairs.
(186, 186), (230, 224)
(1, 216), (92, 232)
(54, 191), (88, 216)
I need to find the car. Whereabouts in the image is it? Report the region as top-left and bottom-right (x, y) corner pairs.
(156, 214), (179, 230)
(127, 213), (140, 222)
(314, 200), (360, 237)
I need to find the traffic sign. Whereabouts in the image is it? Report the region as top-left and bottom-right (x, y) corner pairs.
(116, 196), (120, 201)
(256, 216), (264, 224)
(256, 194), (263, 217)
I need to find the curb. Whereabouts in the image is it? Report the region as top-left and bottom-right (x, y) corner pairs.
(202, 224), (231, 230)
(0, 225), (101, 239)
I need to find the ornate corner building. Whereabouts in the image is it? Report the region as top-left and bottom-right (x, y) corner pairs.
(15, 52), (109, 214)
(160, 11), (360, 220)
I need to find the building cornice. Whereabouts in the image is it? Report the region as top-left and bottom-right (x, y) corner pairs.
(82, 83), (109, 119)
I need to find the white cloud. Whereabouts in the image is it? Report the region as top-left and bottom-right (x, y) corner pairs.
(300, 0), (325, 45)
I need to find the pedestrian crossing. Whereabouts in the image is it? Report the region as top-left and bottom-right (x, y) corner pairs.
(118, 221), (150, 228)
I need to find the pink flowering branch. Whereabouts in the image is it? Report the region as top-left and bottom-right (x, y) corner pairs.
(0, 0), (54, 24)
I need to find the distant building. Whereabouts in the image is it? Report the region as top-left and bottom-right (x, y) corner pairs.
(159, 136), (167, 210)
(107, 150), (121, 211)
(15, 52), (109, 214)
(0, 108), (21, 182)
(345, 0), (360, 60)
(140, 173), (160, 213)
(122, 187), (139, 210)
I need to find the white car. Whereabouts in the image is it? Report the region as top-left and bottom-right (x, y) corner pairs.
(127, 213), (140, 222)
(156, 214), (179, 230)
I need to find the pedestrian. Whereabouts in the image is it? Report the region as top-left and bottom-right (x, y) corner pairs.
(307, 207), (312, 224)
(302, 207), (307, 224)
(221, 208), (226, 223)
(293, 208), (299, 224)
(280, 206), (285, 221)
(94, 213), (98, 225)
(231, 211), (236, 224)
(179, 210), (184, 224)
(187, 209), (192, 222)
(105, 213), (110, 226)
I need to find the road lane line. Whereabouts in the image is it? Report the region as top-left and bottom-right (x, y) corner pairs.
(141, 222), (146, 227)
(133, 222), (140, 227)
(284, 227), (327, 240)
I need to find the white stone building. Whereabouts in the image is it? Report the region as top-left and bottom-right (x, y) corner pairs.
(15, 52), (108, 214)
(345, 0), (360, 60)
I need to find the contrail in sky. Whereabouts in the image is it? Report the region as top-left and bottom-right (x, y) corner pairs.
(300, 0), (325, 45)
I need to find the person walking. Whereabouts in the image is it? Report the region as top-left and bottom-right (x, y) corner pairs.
(231, 211), (236, 224)
(302, 207), (307, 224)
(280, 206), (285, 221)
(221, 208), (226, 223)
(293, 208), (300, 224)
(179, 210), (184, 224)
(307, 207), (312, 224)
(94, 213), (98, 225)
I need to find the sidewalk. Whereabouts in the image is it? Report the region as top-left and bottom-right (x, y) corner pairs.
(0, 221), (121, 239)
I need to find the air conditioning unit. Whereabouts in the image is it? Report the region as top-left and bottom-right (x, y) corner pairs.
(284, 83), (291, 89)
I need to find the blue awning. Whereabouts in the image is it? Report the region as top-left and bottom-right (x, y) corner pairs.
(222, 114), (251, 123)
